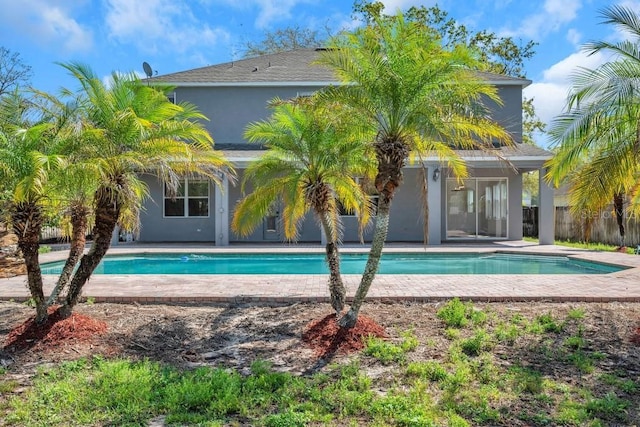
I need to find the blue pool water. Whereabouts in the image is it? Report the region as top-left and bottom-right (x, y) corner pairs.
(39, 252), (625, 275)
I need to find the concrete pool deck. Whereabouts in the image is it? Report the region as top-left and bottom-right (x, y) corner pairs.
(2, 241), (640, 304)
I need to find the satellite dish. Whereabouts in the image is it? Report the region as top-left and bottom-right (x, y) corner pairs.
(142, 61), (153, 78)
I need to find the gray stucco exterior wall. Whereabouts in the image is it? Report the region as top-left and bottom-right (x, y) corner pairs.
(228, 170), (321, 243)
(138, 175), (217, 242)
(133, 60), (551, 245)
(489, 86), (525, 144)
(330, 169), (428, 244)
(174, 86), (323, 146)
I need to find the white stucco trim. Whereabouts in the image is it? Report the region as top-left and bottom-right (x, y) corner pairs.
(214, 173), (229, 246)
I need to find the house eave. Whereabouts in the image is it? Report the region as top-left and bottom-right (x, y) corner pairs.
(158, 81), (340, 88)
(160, 80), (528, 88)
(222, 151), (552, 170)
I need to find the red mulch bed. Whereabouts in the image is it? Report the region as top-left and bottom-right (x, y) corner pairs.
(302, 314), (387, 358)
(3, 306), (108, 352)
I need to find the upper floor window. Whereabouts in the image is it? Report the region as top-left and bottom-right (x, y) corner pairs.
(164, 179), (209, 217)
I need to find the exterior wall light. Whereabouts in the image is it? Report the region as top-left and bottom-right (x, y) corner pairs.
(432, 167), (441, 182)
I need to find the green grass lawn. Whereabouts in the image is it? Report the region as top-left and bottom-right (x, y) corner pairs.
(1, 299), (637, 426)
(524, 237), (637, 254)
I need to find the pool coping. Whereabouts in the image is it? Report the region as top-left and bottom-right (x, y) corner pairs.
(2, 241), (640, 304)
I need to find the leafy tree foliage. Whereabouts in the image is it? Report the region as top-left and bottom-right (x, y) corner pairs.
(318, 12), (512, 327)
(233, 97), (375, 313)
(1, 65), (232, 323)
(0, 47), (32, 96)
(353, 3), (546, 213)
(56, 63), (232, 317)
(353, 1), (537, 78)
(244, 26), (325, 57)
(522, 97), (546, 146)
(0, 89), (66, 323)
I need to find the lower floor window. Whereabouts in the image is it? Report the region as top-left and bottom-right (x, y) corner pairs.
(164, 179), (209, 217)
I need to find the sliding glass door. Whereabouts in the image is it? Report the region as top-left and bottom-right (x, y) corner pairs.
(446, 178), (508, 239)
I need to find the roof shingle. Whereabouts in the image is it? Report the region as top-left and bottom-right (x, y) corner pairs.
(154, 49), (336, 84)
(154, 48), (531, 86)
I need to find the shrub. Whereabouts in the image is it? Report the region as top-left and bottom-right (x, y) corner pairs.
(437, 298), (469, 328)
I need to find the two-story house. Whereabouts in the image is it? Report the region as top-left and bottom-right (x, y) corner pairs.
(138, 48), (554, 246)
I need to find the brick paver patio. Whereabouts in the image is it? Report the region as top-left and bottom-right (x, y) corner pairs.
(2, 242), (639, 304)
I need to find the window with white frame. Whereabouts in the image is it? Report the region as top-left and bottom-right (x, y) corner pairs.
(164, 179), (209, 217)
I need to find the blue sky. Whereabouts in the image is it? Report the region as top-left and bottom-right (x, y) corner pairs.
(0, 0), (634, 147)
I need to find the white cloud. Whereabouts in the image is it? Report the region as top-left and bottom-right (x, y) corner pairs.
(105, 0), (230, 54)
(101, 70), (146, 89)
(501, 0), (582, 40)
(208, 0), (313, 29)
(620, 0), (640, 12)
(524, 50), (607, 146)
(252, 0), (298, 28)
(542, 50), (606, 82)
(42, 7), (92, 51)
(378, 0), (437, 13)
(0, 0), (93, 52)
(524, 82), (569, 126)
(566, 28), (582, 46)
(543, 0), (580, 23)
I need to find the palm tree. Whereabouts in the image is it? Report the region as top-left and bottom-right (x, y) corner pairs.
(317, 13), (512, 327)
(232, 99), (375, 314)
(23, 89), (96, 307)
(0, 89), (65, 323)
(546, 5), (640, 247)
(56, 63), (232, 317)
(44, 168), (95, 306)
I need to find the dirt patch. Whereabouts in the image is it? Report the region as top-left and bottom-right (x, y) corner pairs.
(1, 300), (638, 373)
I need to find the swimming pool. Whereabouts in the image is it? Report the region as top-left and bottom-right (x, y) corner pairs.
(39, 252), (625, 275)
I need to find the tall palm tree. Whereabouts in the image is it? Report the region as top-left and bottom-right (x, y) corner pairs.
(56, 63), (232, 317)
(317, 13), (512, 327)
(546, 5), (640, 247)
(232, 99), (375, 314)
(0, 89), (65, 323)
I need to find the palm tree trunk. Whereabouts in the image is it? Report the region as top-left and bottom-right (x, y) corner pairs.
(59, 186), (121, 318)
(338, 137), (406, 328)
(613, 193), (625, 247)
(11, 202), (47, 323)
(339, 196), (391, 328)
(47, 203), (89, 306)
(320, 217), (345, 315)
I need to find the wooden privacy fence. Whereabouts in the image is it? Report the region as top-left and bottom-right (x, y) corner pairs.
(524, 206), (640, 246)
(40, 226), (65, 242)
